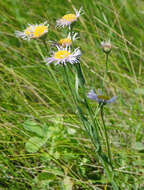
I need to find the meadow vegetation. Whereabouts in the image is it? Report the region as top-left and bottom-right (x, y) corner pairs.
(0, 0), (144, 189)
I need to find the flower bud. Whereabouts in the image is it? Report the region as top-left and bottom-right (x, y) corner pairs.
(101, 41), (112, 54)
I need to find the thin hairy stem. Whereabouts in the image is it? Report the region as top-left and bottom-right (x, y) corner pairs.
(42, 39), (49, 53)
(102, 53), (109, 92)
(100, 105), (113, 168)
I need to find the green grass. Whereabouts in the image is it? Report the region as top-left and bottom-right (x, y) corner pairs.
(0, 0), (144, 189)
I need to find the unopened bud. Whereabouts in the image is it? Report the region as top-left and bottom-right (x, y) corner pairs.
(101, 41), (112, 54)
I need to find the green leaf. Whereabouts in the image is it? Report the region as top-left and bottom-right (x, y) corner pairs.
(25, 137), (46, 153)
(75, 62), (85, 86)
(23, 120), (44, 137)
(134, 88), (144, 95)
(132, 142), (144, 151)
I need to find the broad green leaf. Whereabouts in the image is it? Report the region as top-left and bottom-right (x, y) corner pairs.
(23, 120), (44, 137)
(42, 123), (52, 138)
(25, 137), (46, 153)
(132, 142), (144, 151)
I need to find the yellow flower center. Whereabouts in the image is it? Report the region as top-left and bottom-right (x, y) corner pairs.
(24, 26), (33, 36)
(58, 38), (72, 46)
(62, 14), (77, 22)
(33, 25), (47, 38)
(24, 25), (47, 38)
(97, 95), (109, 101)
(54, 50), (70, 60)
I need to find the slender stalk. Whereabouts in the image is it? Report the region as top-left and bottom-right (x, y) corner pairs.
(64, 64), (101, 152)
(72, 62), (101, 147)
(100, 105), (113, 168)
(75, 62), (85, 86)
(64, 65), (119, 189)
(42, 38), (49, 53)
(63, 64), (77, 106)
(70, 24), (74, 49)
(102, 53), (109, 92)
(100, 105), (120, 189)
(94, 105), (105, 139)
(75, 62), (101, 145)
(77, 69), (103, 153)
(64, 28), (118, 187)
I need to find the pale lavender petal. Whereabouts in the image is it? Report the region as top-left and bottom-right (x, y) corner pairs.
(45, 57), (54, 65)
(88, 90), (98, 101)
(106, 96), (117, 104)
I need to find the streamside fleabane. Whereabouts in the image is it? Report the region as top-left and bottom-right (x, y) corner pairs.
(88, 90), (117, 105)
(56, 8), (82, 28)
(15, 22), (49, 40)
(101, 40), (112, 54)
(45, 46), (81, 65)
(58, 32), (78, 47)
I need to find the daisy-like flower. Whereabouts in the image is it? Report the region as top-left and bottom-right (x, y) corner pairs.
(45, 46), (81, 65)
(56, 7), (82, 28)
(88, 90), (117, 105)
(58, 32), (78, 47)
(101, 40), (112, 54)
(15, 21), (49, 40)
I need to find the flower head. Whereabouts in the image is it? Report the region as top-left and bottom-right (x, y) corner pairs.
(58, 32), (78, 47)
(56, 7), (82, 28)
(15, 21), (49, 40)
(88, 90), (116, 105)
(45, 46), (81, 65)
(101, 40), (112, 54)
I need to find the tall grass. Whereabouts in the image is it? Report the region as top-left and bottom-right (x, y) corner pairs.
(0, 0), (144, 189)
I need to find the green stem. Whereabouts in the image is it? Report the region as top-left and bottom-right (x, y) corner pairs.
(64, 64), (101, 152)
(70, 24), (74, 49)
(63, 64), (77, 106)
(102, 53), (109, 92)
(100, 105), (120, 189)
(64, 64), (119, 188)
(75, 62), (85, 85)
(42, 39), (49, 53)
(77, 68), (102, 153)
(100, 105), (113, 168)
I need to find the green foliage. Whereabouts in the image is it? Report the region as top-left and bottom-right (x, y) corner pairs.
(24, 121), (49, 153)
(25, 136), (46, 153)
(132, 142), (144, 151)
(135, 88), (144, 95)
(23, 121), (46, 137)
(0, 0), (144, 189)
(61, 176), (73, 190)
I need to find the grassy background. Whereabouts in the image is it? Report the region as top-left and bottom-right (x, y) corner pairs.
(0, 0), (144, 189)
